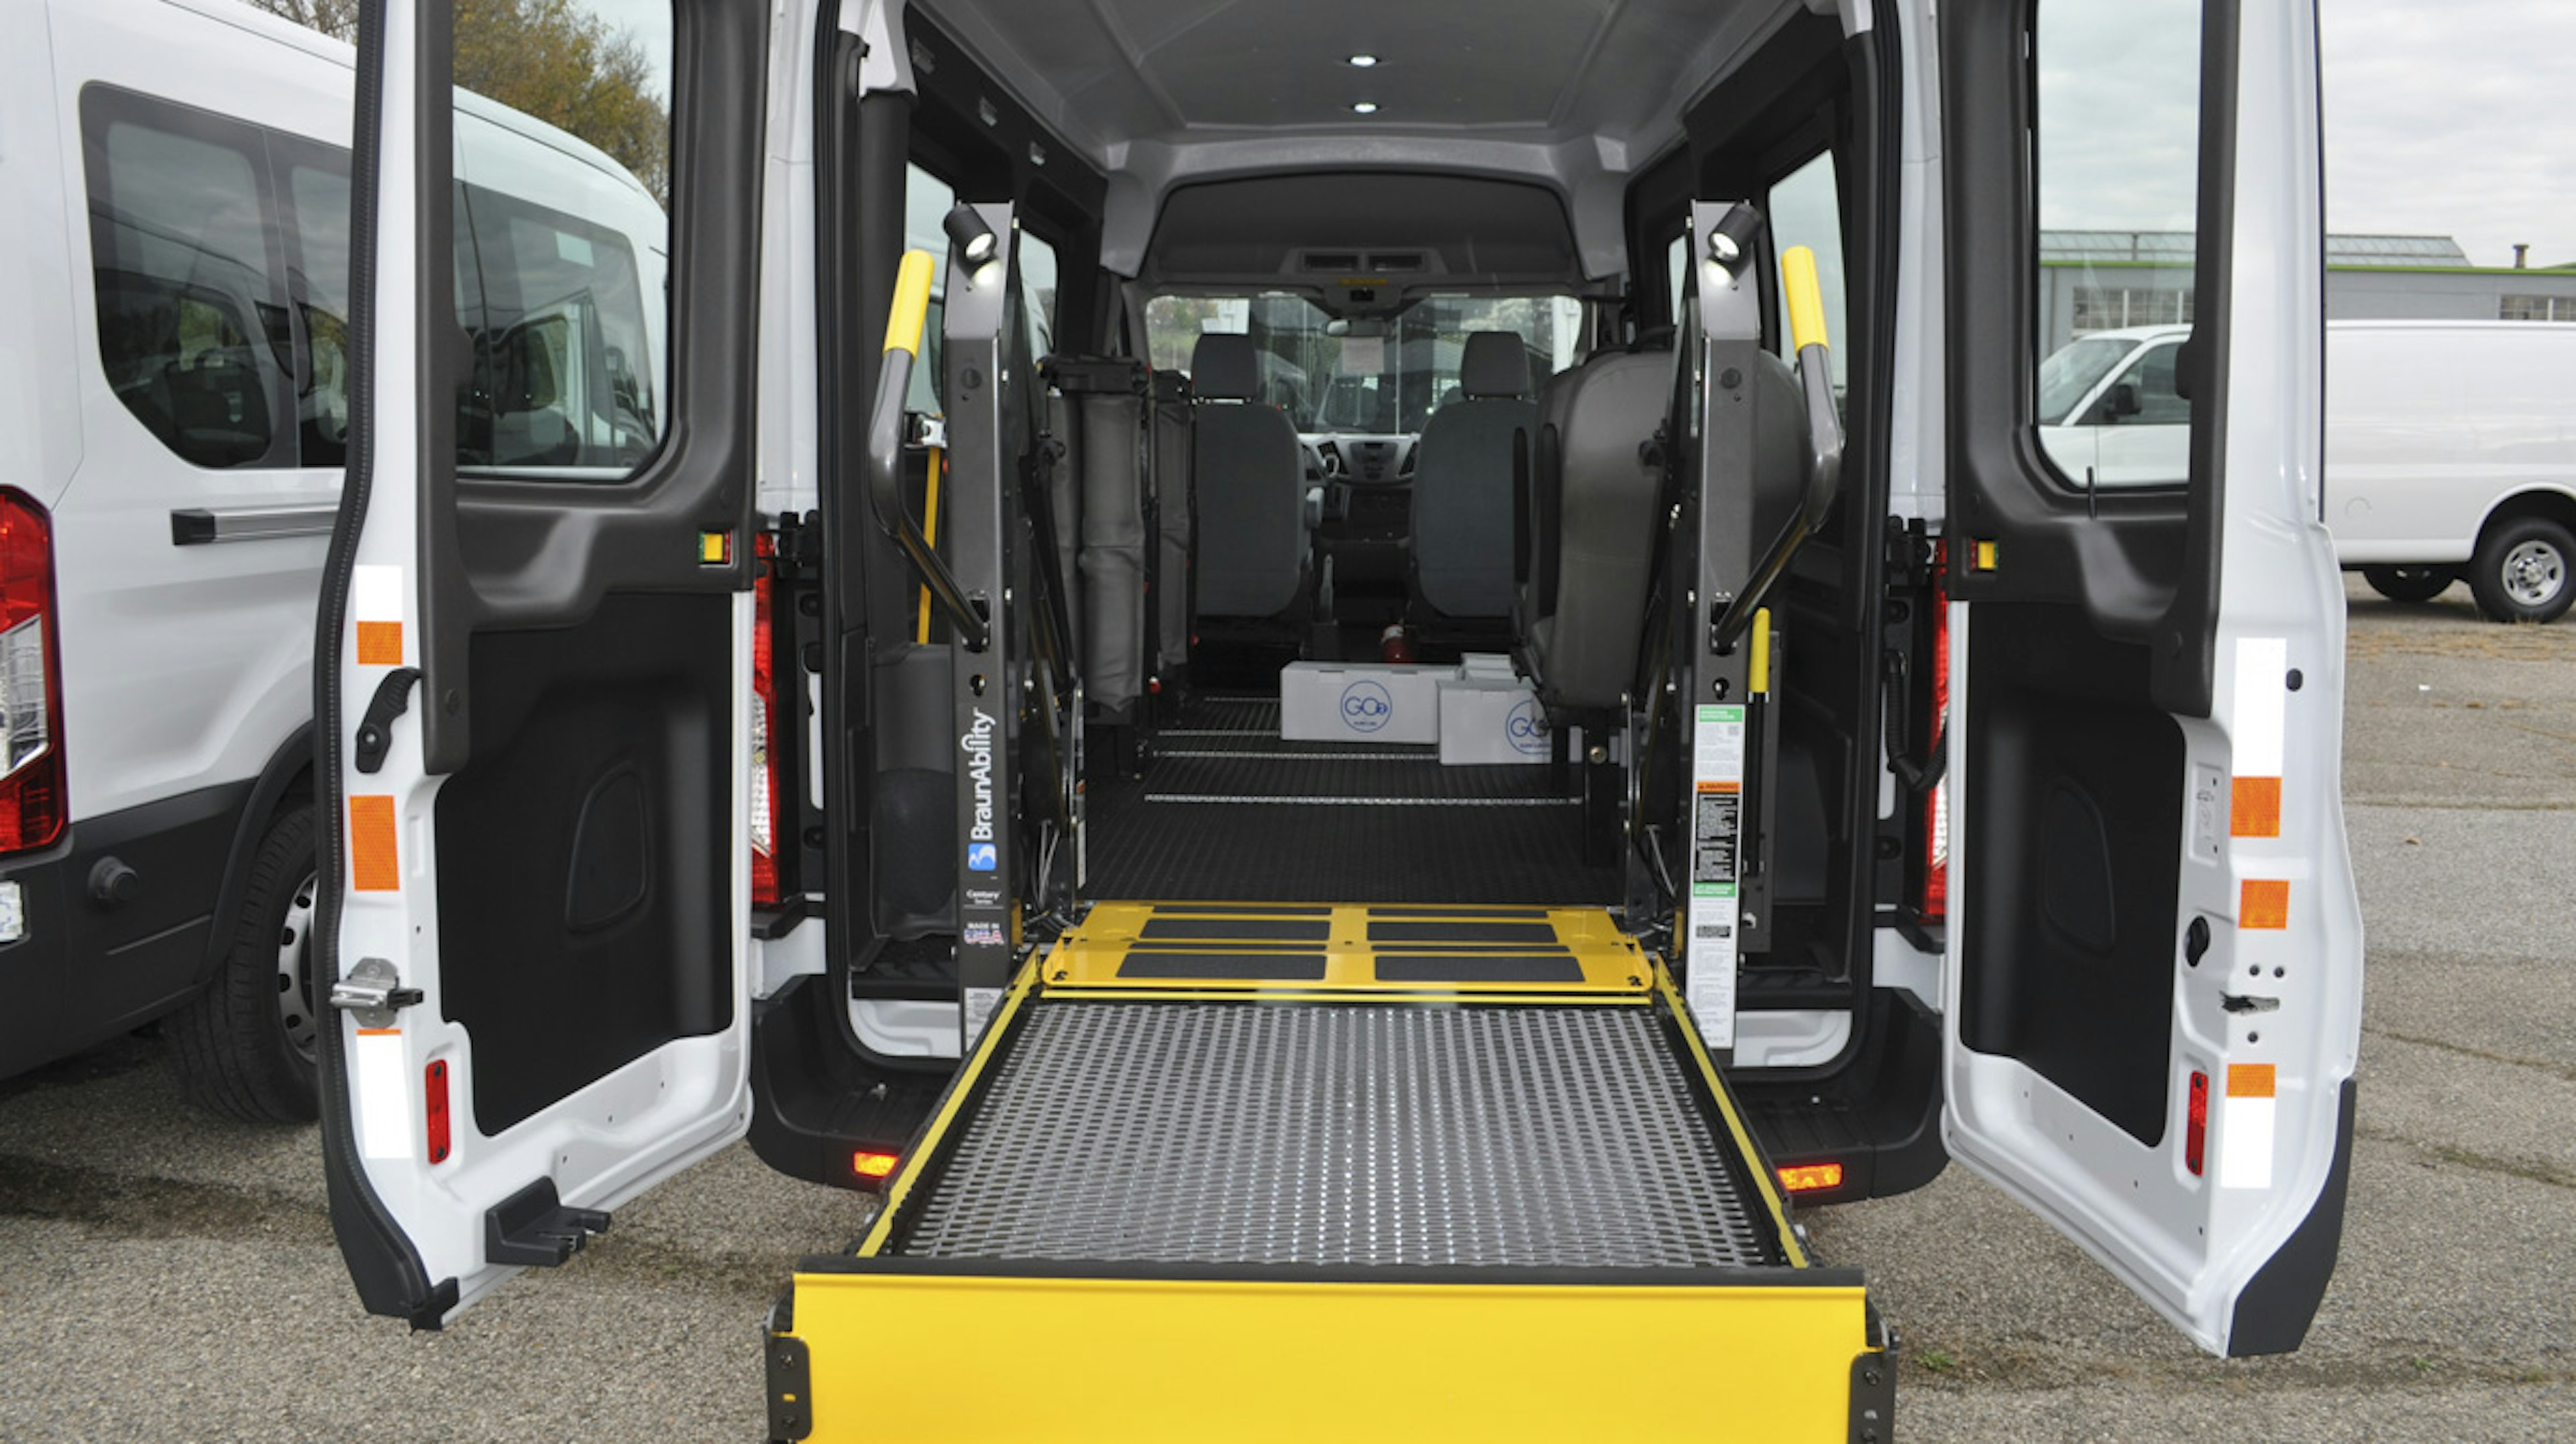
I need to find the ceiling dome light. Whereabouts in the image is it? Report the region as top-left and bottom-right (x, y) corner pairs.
(1348, 54), (1378, 68)
(1351, 101), (1379, 114)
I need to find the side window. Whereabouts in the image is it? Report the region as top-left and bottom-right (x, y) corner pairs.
(1018, 229), (1059, 360)
(453, 182), (663, 472)
(449, 3), (672, 479)
(1666, 229), (1688, 325)
(284, 158), (355, 469)
(2107, 342), (2191, 425)
(2032, 0), (2203, 488)
(1767, 149), (1847, 405)
(903, 162), (959, 414)
(82, 90), (290, 469)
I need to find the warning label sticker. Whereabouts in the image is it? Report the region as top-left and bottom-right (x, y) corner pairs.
(1686, 705), (1747, 1047)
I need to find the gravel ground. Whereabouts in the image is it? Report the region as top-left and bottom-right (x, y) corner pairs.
(3, 573), (2571, 1441)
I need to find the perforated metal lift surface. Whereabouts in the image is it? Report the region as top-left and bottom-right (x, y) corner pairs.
(876, 902), (1789, 1271)
(776, 903), (1877, 1444)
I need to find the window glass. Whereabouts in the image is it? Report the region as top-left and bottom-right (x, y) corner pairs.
(2033, 0), (2203, 488)
(903, 163), (958, 415)
(2116, 343), (2192, 424)
(453, 183), (661, 470)
(1018, 229), (1059, 360)
(450, 1), (672, 478)
(1666, 230), (1688, 327)
(1145, 292), (1584, 434)
(1768, 150), (1848, 402)
(286, 162), (355, 468)
(88, 111), (286, 468)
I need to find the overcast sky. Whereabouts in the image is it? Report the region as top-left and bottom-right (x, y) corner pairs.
(2321, 0), (2576, 266)
(575, 1), (2568, 267)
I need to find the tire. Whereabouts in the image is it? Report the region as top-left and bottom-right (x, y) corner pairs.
(2362, 566), (2453, 604)
(170, 804), (321, 1123)
(2467, 517), (2576, 624)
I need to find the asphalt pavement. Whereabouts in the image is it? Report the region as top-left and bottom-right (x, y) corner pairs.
(3, 574), (2571, 1441)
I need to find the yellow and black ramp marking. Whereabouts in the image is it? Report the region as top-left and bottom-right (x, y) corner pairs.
(769, 904), (1885, 1442)
(1038, 899), (1651, 992)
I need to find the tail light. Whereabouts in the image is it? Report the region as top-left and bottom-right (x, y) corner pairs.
(750, 531), (782, 908)
(1778, 1162), (1845, 1194)
(1919, 540), (1950, 922)
(0, 490), (66, 855)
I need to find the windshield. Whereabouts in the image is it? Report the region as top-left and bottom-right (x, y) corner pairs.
(1147, 292), (1585, 433)
(2035, 336), (2138, 424)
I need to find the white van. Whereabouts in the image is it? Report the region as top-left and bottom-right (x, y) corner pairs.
(312, 0), (2362, 1433)
(0, 0), (667, 1117)
(2041, 320), (2576, 621)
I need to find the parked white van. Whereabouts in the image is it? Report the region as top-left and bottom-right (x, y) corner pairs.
(2040, 321), (2576, 621)
(0, 0), (667, 1117)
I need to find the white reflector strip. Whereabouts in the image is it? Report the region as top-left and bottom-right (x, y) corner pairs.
(354, 1029), (413, 1160)
(353, 564), (405, 623)
(2221, 1095), (2276, 1190)
(2233, 637), (2287, 780)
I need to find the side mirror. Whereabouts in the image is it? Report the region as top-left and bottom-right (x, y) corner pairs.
(2102, 380), (2143, 421)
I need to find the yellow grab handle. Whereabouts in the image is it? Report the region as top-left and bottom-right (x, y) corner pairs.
(1781, 245), (1828, 354)
(1749, 607), (1772, 696)
(884, 250), (936, 356)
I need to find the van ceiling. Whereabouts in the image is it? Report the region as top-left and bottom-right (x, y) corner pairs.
(908, 0), (1816, 277)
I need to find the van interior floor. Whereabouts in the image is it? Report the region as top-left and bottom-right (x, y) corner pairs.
(1082, 694), (1619, 906)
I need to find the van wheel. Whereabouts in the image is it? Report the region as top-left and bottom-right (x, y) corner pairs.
(170, 805), (319, 1123)
(2468, 519), (2576, 623)
(2362, 566), (2453, 604)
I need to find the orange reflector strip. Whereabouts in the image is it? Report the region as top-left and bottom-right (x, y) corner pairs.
(2239, 878), (2289, 929)
(2230, 776), (2282, 838)
(1972, 539), (2000, 572)
(1777, 1162), (1845, 1194)
(853, 1150), (900, 1180)
(700, 531), (733, 565)
(356, 621), (402, 666)
(2228, 1063), (2277, 1099)
(350, 795), (399, 891)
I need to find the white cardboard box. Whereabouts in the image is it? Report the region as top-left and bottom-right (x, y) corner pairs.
(1280, 661), (1448, 744)
(1457, 652), (1517, 680)
(1437, 676), (1558, 764)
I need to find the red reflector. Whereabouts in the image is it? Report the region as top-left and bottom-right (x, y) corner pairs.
(853, 1149), (900, 1180)
(1920, 540), (1950, 922)
(751, 533), (782, 908)
(2185, 1070), (2209, 1177)
(1778, 1162), (1845, 1194)
(425, 1060), (451, 1166)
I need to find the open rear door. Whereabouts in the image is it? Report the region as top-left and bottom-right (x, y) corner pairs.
(1938, 0), (2362, 1355)
(315, 0), (772, 1326)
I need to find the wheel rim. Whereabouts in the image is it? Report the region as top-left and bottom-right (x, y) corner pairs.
(274, 871), (321, 1064)
(2503, 539), (2566, 609)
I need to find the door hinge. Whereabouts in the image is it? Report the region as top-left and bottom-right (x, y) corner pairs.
(327, 957), (423, 1028)
(765, 1319), (814, 1442)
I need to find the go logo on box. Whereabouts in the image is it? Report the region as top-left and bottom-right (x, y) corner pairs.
(1505, 698), (1548, 756)
(1340, 678), (1395, 733)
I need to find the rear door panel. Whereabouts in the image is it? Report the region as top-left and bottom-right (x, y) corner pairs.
(316, 0), (771, 1325)
(1938, 0), (2362, 1357)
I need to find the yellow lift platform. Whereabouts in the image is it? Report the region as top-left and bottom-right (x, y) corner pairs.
(766, 902), (1890, 1442)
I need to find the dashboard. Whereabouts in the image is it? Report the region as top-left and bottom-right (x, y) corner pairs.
(1302, 433), (1417, 485)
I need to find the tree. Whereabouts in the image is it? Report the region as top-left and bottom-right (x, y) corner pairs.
(242, 0), (667, 205)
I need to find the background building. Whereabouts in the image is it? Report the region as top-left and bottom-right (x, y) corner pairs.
(2037, 231), (2576, 352)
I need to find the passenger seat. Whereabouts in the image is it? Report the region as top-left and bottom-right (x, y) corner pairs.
(1519, 340), (1674, 716)
(1187, 333), (1311, 621)
(1412, 331), (1538, 623)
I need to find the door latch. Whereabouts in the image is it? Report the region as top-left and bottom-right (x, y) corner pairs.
(354, 667), (423, 774)
(328, 957), (423, 1028)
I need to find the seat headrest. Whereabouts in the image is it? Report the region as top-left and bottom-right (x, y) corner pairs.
(1191, 332), (1260, 401)
(1460, 331), (1531, 399)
